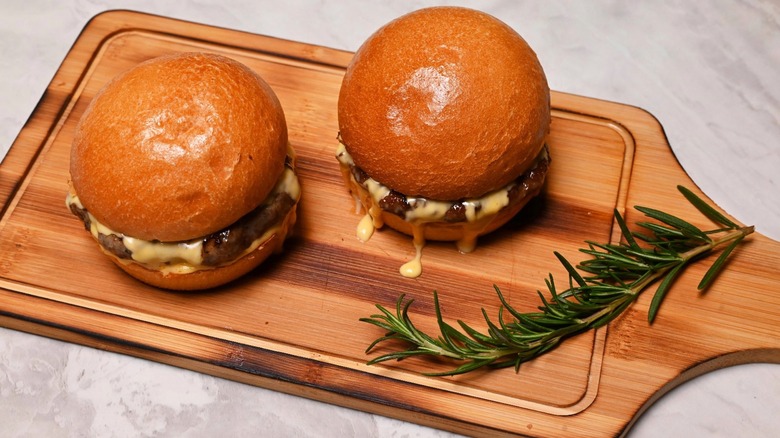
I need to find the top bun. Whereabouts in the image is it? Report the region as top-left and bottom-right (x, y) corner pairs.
(70, 52), (288, 242)
(338, 7), (550, 200)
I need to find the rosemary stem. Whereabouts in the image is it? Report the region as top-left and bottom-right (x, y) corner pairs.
(466, 226), (752, 358)
(360, 188), (755, 376)
(680, 226), (753, 262)
(629, 226), (752, 293)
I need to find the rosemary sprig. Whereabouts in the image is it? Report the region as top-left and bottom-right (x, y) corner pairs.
(360, 186), (755, 376)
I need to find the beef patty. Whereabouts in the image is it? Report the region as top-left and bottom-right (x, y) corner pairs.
(347, 144), (550, 222)
(70, 191), (295, 267)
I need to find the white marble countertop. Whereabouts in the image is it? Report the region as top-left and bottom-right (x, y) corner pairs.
(1, 1), (778, 437)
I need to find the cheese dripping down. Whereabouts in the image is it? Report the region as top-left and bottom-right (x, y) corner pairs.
(336, 141), (533, 278)
(66, 165), (301, 275)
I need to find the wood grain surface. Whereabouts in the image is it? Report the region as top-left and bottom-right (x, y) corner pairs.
(0, 11), (778, 437)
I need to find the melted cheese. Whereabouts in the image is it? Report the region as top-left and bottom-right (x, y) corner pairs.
(66, 164), (300, 275)
(123, 237), (203, 270)
(336, 141), (522, 278)
(336, 143), (512, 226)
(356, 214), (375, 242)
(399, 229), (425, 278)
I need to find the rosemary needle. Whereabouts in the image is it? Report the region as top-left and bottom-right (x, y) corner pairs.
(360, 186), (755, 376)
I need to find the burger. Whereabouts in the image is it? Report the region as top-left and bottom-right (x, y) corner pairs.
(336, 7), (551, 278)
(66, 52), (300, 290)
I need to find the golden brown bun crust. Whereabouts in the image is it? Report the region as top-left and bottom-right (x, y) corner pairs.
(70, 52), (287, 242)
(108, 202), (297, 291)
(338, 7), (550, 200)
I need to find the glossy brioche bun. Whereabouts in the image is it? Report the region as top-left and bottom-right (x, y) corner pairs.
(70, 52), (288, 242)
(105, 207), (297, 291)
(338, 6), (550, 200)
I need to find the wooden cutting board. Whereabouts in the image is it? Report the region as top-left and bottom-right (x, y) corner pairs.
(1, 11), (778, 437)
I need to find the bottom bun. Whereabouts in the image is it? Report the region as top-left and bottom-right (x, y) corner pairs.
(108, 206), (297, 291)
